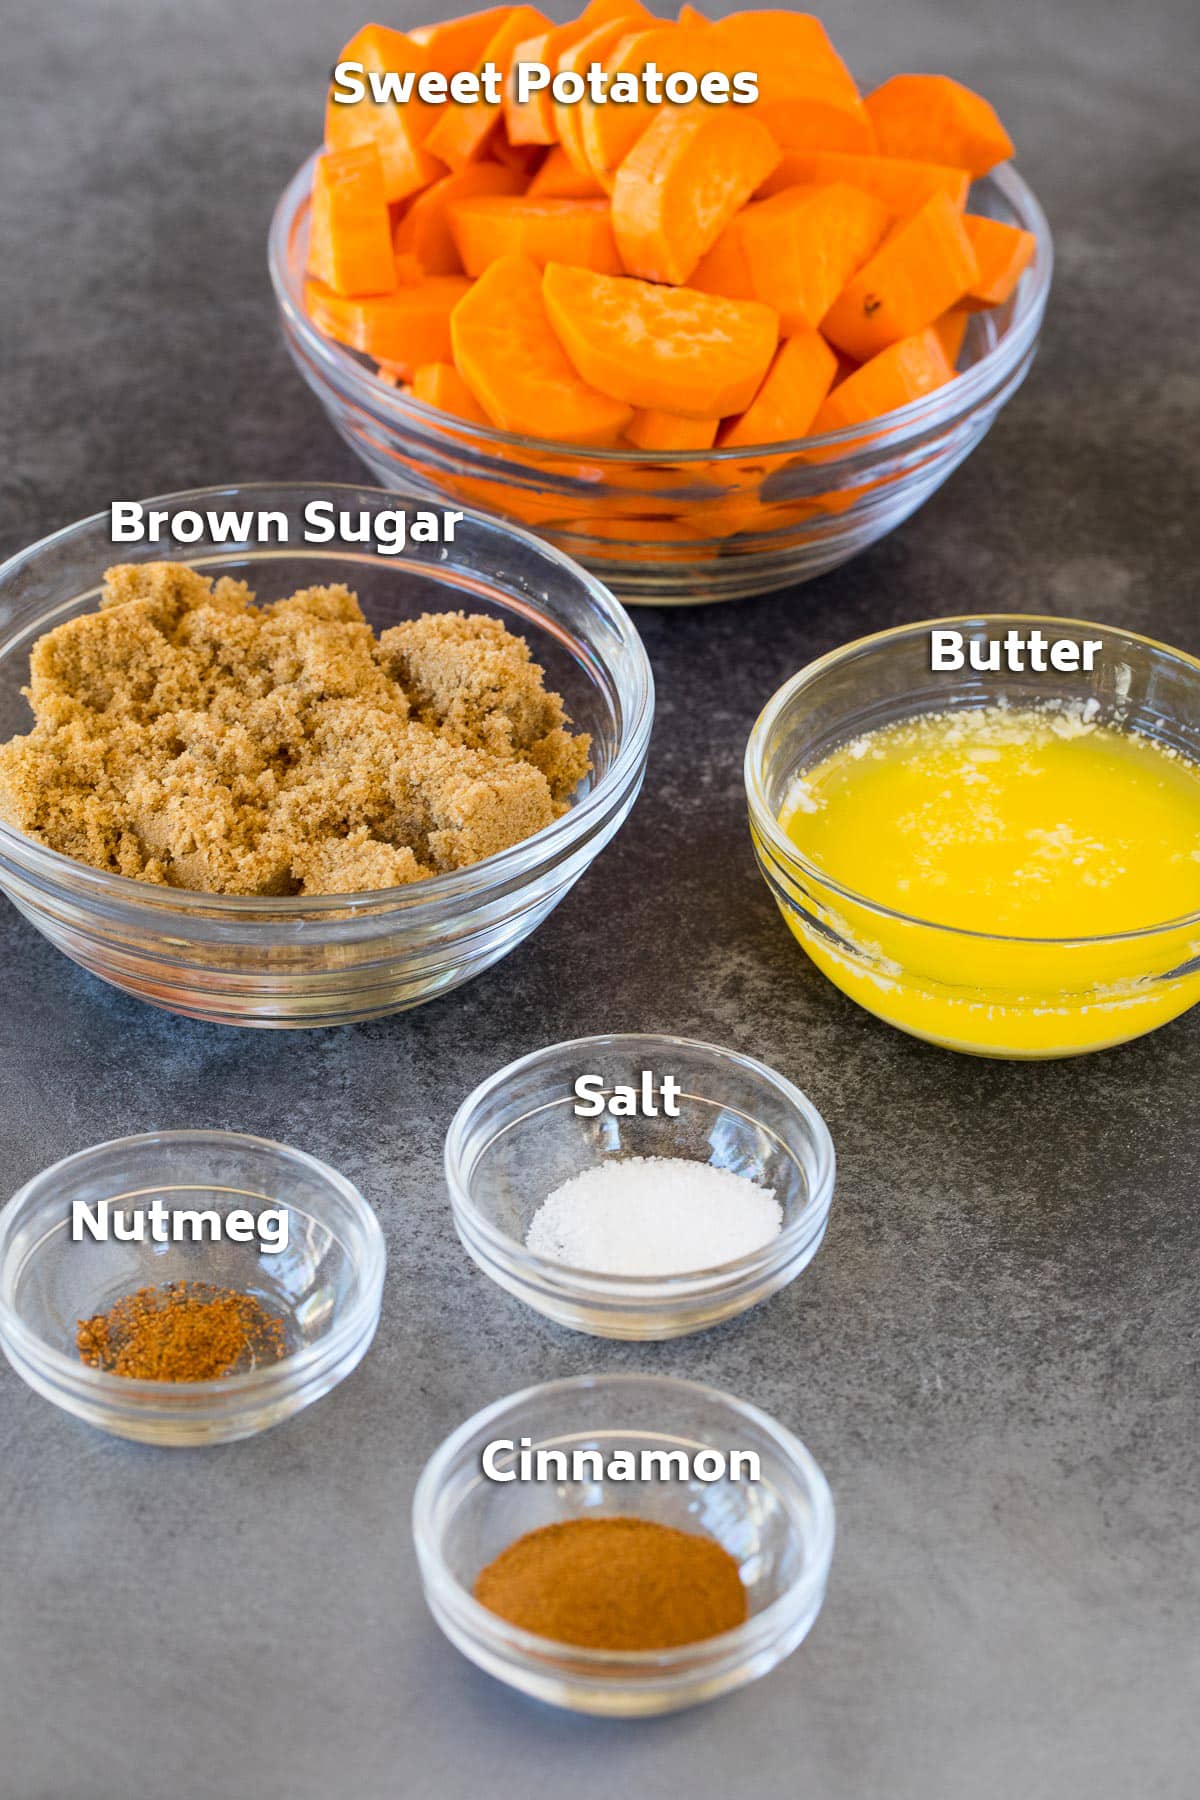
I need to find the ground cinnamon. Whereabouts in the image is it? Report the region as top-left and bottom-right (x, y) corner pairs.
(472, 1516), (748, 1650)
(76, 1281), (287, 1381)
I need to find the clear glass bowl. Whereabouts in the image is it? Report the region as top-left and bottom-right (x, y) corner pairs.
(746, 616), (1200, 1059)
(0, 483), (653, 1027)
(0, 1130), (386, 1445)
(270, 155), (1051, 604)
(444, 1033), (835, 1339)
(412, 1372), (835, 1716)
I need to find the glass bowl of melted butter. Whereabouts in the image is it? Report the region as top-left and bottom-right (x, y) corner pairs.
(746, 615), (1200, 1058)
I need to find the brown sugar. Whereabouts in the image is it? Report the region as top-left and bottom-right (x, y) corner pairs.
(0, 562), (591, 896)
(76, 1282), (288, 1381)
(472, 1516), (749, 1651)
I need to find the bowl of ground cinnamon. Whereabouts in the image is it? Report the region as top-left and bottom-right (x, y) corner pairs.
(412, 1373), (835, 1716)
(0, 483), (652, 1028)
(0, 1130), (385, 1444)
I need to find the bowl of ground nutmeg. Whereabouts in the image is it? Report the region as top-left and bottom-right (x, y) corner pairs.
(0, 1130), (385, 1444)
(412, 1373), (835, 1716)
(0, 483), (652, 1026)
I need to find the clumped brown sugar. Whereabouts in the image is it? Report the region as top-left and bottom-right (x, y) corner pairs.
(0, 562), (590, 895)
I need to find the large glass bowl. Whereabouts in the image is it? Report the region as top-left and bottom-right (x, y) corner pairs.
(0, 483), (653, 1028)
(745, 616), (1200, 1058)
(412, 1373), (835, 1715)
(270, 156), (1051, 604)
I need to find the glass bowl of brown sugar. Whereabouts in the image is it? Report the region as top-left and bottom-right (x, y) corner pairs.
(412, 1373), (835, 1716)
(0, 482), (652, 1028)
(0, 1130), (386, 1445)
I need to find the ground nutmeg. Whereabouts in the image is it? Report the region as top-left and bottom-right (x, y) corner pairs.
(472, 1516), (748, 1651)
(76, 1281), (287, 1381)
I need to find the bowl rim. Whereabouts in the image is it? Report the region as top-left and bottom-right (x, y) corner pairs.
(745, 612), (1200, 947)
(0, 481), (655, 916)
(444, 1031), (836, 1294)
(411, 1369), (836, 1672)
(0, 1128), (387, 1401)
(268, 153), (1053, 465)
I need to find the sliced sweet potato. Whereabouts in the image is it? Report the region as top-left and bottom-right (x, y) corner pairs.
(393, 163), (525, 273)
(578, 26), (719, 185)
(450, 196), (622, 274)
(308, 145), (397, 296)
(411, 360), (490, 423)
(411, 8), (515, 78)
(542, 263), (779, 416)
(305, 274), (471, 373)
(555, 9), (653, 172)
(527, 144), (605, 198)
(451, 253), (633, 442)
(325, 26), (445, 204)
(689, 213), (758, 300)
(932, 304), (970, 364)
(424, 6), (551, 169)
(809, 328), (956, 436)
(752, 97), (876, 154)
(821, 189), (979, 361)
(961, 214), (1036, 307)
(865, 74), (1014, 177)
(611, 106), (781, 284)
(711, 10), (860, 109)
(626, 408), (720, 450)
(508, 0), (646, 146)
(758, 150), (970, 213)
(739, 182), (890, 333)
(719, 329), (837, 447)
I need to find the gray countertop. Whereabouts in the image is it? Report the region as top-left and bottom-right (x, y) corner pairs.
(2, 2), (1198, 1796)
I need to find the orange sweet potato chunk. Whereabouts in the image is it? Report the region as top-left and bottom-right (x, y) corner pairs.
(719, 329), (837, 447)
(865, 74), (1014, 177)
(411, 360), (491, 423)
(308, 145), (397, 296)
(758, 150), (970, 213)
(325, 26), (445, 204)
(821, 189), (979, 362)
(961, 214), (1036, 307)
(393, 163), (526, 274)
(626, 408), (720, 450)
(305, 274), (471, 373)
(527, 144), (606, 198)
(810, 328), (956, 435)
(542, 262), (779, 416)
(450, 196), (622, 274)
(411, 8), (515, 78)
(451, 253), (633, 442)
(424, 6), (551, 170)
(611, 106), (781, 284)
(553, 5), (655, 167)
(739, 182), (890, 334)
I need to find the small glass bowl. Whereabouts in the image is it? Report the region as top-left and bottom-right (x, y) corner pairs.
(0, 1130), (386, 1445)
(444, 1033), (835, 1339)
(412, 1372), (835, 1716)
(0, 482), (653, 1027)
(746, 616), (1200, 1059)
(270, 155), (1051, 604)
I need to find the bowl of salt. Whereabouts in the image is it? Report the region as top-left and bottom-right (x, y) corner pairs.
(444, 1034), (836, 1340)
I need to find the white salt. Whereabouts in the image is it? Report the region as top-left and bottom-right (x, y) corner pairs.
(525, 1155), (783, 1277)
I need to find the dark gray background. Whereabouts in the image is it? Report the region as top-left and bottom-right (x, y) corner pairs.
(2, 1), (1197, 1795)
